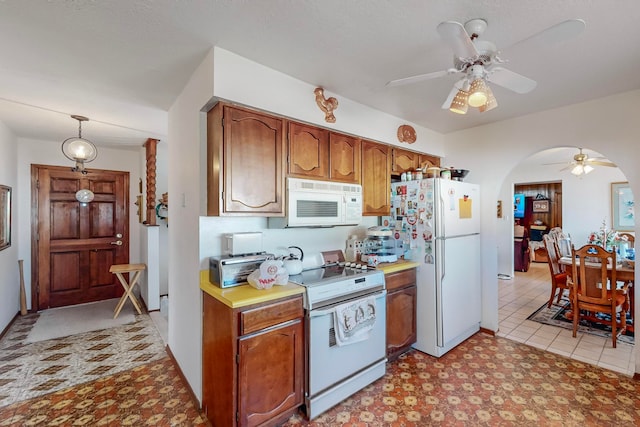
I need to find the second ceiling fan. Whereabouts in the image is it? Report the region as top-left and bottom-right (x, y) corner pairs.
(386, 18), (585, 114)
(544, 148), (617, 176)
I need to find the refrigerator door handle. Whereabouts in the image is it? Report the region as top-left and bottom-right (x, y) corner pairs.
(436, 238), (445, 347)
(437, 182), (445, 238)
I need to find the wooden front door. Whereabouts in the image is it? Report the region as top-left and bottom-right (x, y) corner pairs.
(32, 165), (129, 310)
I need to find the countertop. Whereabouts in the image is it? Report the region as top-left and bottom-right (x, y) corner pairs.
(200, 270), (305, 308)
(375, 258), (420, 274)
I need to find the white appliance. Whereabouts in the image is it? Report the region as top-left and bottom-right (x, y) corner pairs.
(391, 178), (481, 357)
(288, 258), (386, 419)
(222, 232), (263, 256)
(268, 177), (362, 228)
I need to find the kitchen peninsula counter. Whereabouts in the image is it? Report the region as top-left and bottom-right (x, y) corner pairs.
(375, 259), (420, 275)
(200, 270), (304, 308)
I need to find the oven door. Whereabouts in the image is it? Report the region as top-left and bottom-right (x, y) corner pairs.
(307, 290), (386, 396)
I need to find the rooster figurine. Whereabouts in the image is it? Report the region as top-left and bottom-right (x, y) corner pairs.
(314, 87), (338, 123)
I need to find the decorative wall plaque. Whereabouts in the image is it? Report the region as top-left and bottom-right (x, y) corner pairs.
(397, 125), (417, 143)
(314, 87), (338, 123)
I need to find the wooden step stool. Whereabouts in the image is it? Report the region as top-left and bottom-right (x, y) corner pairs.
(109, 263), (146, 319)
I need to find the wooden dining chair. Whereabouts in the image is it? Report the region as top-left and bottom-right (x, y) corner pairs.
(543, 234), (570, 308)
(570, 244), (630, 348)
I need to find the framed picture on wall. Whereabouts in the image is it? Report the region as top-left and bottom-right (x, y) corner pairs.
(611, 181), (635, 231)
(0, 185), (11, 252)
(532, 199), (549, 213)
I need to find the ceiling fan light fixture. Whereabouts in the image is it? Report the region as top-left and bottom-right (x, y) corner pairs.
(61, 115), (97, 174)
(478, 85), (498, 112)
(467, 78), (488, 107)
(570, 164), (582, 176)
(449, 90), (469, 114)
(583, 164), (594, 174)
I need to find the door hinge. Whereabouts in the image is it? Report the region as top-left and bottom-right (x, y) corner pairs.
(35, 232), (39, 241)
(236, 411), (239, 422)
(36, 180), (40, 189)
(235, 354), (239, 364)
(221, 117), (224, 127)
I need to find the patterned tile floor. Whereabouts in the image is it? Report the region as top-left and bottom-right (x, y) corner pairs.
(0, 311), (207, 426)
(1, 298), (639, 425)
(284, 334), (640, 426)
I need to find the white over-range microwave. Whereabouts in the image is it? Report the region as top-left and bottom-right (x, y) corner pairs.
(268, 177), (362, 228)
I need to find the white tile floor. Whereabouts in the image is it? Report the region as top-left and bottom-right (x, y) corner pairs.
(498, 261), (636, 376)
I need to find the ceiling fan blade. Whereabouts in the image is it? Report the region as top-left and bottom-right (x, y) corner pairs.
(542, 161), (573, 166)
(586, 160), (617, 167)
(437, 21), (479, 59)
(503, 19), (586, 53)
(386, 69), (451, 87)
(488, 67), (537, 94)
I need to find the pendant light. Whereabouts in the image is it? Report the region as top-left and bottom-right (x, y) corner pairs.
(61, 115), (97, 174)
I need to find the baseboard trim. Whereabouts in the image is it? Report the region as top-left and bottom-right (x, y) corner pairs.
(165, 345), (202, 411)
(480, 327), (496, 337)
(0, 312), (21, 341)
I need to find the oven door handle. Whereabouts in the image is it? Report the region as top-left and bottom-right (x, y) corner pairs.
(308, 290), (387, 318)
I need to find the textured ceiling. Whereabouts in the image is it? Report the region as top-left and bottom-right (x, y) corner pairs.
(0, 1), (639, 148)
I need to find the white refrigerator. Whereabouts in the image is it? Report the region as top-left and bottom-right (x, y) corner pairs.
(390, 178), (481, 357)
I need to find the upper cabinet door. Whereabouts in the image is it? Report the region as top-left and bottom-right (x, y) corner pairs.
(392, 148), (420, 174)
(329, 133), (361, 183)
(288, 122), (329, 179)
(223, 106), (285, 214)
(418, 153), (441, 169)
(361, 140), (391, 216)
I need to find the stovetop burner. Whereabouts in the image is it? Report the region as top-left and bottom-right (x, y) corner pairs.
(288, 262), (373, 286)
(290, 262), (385, 310)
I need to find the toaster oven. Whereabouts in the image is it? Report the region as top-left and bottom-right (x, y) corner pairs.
(209, 253), (273, 288)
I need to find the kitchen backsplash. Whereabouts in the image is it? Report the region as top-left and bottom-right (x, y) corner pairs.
(199, 216), (378, 269)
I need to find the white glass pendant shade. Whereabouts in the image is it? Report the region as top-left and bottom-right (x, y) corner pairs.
(75, 189), (95, 203)
(571, 163), (594, 176)
(62, 137), (97, 162)
(467, 78), (488, 107)
(61, 115), (97, 174)
(449, 90), (469, 114)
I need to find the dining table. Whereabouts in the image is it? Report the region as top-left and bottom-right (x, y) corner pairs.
(559, 256), (635, 329)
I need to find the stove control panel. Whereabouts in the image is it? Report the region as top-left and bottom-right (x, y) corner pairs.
(303, 269), (385, 310)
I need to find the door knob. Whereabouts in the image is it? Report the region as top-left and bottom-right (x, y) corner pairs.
(110, 240), (123, 246)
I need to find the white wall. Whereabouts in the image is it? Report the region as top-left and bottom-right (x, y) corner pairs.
(497, 153), (627, 276)
(156, 144), (169, 295)
(16, 138), (142, 309)
(0, 121), (19, 330)
(167, 49), (215, 402)
(443, 89), (639, 371)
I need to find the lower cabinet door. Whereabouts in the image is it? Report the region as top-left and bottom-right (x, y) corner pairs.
(386, 285), (417, 360)
(238, 320), (304, 427)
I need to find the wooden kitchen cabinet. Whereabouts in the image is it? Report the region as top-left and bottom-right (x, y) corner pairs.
(361, 140), (391, 215)
(288, 122), (360, 183)
(385, 268), (417, 361)
(288, 121), (329, 179)
(392, 148), (441, 175)
(202, 293), (304, 427)
(207, 103), (286, 216)
(419, 153), (440, 170)
(391, 148), (421, 174)
(328, 132), (360, 183)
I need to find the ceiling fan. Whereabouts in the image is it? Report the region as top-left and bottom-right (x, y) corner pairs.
(386, 18), (586, 114)
(544, 148), (617, 176)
